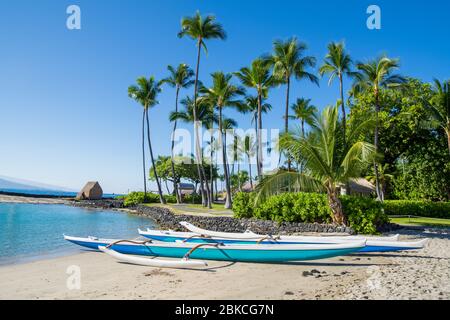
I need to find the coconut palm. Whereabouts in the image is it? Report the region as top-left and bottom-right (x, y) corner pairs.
(234, 59), (275, 177)
(427, 79), (450, 155)
(199, 72), (245, 209)
(128, 76), (166, 204)
(243, 134), (257, 190)
(353, 56), (406, 200)
(289, 98), (317, 137)
(221, 117), (237, 199)
(178, 11), (226, 208)
(319, 42), (355, 140)
(169, 96), (216, 126)
(256, 105), (376, 225)
(267, 37), (319, 170)
(242, 95), (272, 136)
(160, 64), (195, 203)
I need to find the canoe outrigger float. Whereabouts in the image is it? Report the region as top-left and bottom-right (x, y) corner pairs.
(138, 222), (428, 253)
(64, 235), (366, 263)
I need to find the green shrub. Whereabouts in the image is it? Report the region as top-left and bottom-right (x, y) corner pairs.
(164, 195), (178, 204)
(123, 192), (178, 206)
(383, 200), (450, 219)
(124, 192), (149, 206)
(254, 193), (332, 223)
(183, 193), (202, 204)
(341, 196), (388, 234)
(232, 192), (388, 234)
(233, 192), (256, 218)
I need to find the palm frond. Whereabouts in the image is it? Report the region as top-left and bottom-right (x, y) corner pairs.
(255, 171), (323, 205)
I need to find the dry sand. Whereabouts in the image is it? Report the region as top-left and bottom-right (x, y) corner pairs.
(0, 194), (69, 205)
(0, 230), (448, 300)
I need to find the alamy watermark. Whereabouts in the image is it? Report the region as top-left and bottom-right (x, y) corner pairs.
(66, 265), (81, 290)
(66, 5), (81, 30)
(367, 5), (381, 30)
(172, 123), (280, 170)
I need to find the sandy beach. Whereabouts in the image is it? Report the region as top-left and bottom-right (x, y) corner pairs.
(0, 194), (69, 205)
(0, 230), (448, 300)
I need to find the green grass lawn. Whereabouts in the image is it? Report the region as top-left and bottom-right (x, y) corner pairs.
(390, 216), (450, 228)
(185, 203), (228, 211)
(144, 202), (232, 216)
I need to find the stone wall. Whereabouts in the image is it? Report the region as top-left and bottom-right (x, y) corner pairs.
(70, 200), (401, 234)
(70, 199), (125, 210)
(135, 205), (355, 235)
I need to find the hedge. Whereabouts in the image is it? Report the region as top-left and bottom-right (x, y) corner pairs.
(123, 191), (202, 207)
(383, 200), (450, 219)
(233, 192), (388, 234)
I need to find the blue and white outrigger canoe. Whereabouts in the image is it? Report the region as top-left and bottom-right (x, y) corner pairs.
(63, 235), (366, 263)
(138, 222), (428, 253)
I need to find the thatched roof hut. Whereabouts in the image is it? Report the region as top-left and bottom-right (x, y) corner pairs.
(76, 181), (103, 200)
(338, 178), (375, 196)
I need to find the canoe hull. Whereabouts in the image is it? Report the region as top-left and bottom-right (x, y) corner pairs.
(64, 236), (364, 262)
(139, 232), (427, 253)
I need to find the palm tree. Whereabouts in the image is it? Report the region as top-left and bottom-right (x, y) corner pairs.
(319, 42), (355, 140)
(256, 105), (376, 225)
(178, 11), (226, 208)
(267, 37), (319, 170)
(170, 96), (216, 125)
(366, 163), (394, 198)
(242, 95), (272, 137)
(427, 79), (450, 155)
(243, 134), (257, 190)
(353, 56), (406, 201)
(128, 76), (166, 204)
(289, 98), (317, 137)
(160, 64), (195, 203)
(199, 72), (245, 209)
(234, 59), (275, 177)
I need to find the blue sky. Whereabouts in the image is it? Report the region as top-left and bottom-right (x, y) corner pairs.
(0, 0), (449, 193)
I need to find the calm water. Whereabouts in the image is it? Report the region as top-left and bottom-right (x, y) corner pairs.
(0, 188), (119, 198)
(0, 203), (155, 265)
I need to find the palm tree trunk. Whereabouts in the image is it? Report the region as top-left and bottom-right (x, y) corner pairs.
(326, 184), (346, 225)
(171, 87), (181, 204)
(164, 180), (170, 195)
(219, 107), (232, 209)
(193, 38), (207, 207)
(285, 76), (291, 171)
(210, 134), (214, 204)
(373, 93), (383, 201)
(446, 128), (450, 156)
(257, 92), (263, 179)
(141, 110), (147, 201)
(145, 109), (166, 204)
(248, 156), (253, 190)
(339, 74), (346, 144)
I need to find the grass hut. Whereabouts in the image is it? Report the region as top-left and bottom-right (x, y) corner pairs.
(76, 181), (103, 200)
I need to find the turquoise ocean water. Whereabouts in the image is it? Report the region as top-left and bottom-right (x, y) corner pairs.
(0, 203), (155, 265)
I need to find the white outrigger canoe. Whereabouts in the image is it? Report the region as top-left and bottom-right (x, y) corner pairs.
(98, 246), (208, 269)
(180, 221), (400, 241)
(137, 222), (428, 253)
(64, 235), (366, 263)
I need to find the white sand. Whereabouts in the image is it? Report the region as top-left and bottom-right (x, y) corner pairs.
(0, 230), (448, 300)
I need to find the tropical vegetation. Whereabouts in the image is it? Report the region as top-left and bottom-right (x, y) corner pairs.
(125, 10), (449, 232)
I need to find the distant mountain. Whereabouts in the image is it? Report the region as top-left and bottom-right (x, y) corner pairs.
(0, 178), (45, 191)
(0, 176), (74, 192)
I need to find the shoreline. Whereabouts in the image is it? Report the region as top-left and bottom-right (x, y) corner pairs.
(0, 230), (448, 300)
(0, 195), (449, 299)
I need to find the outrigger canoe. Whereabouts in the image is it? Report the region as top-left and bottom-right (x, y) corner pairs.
(98, 246), (208, 269)
(64, 235), (366, 262)
(138, 223), (428, 253)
